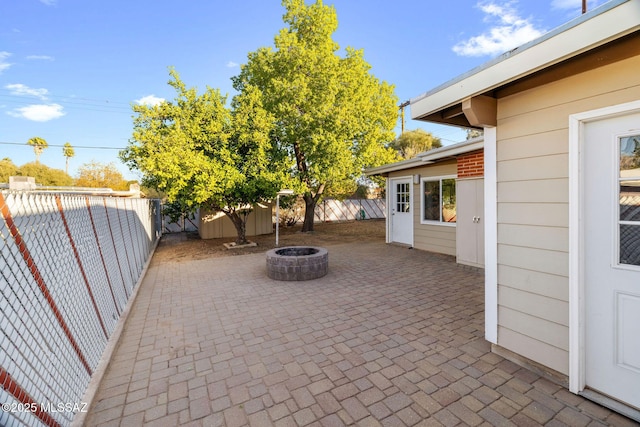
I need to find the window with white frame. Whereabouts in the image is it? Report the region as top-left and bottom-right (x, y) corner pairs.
(421, 176), (456, 224)
(618, 134), (640, 266)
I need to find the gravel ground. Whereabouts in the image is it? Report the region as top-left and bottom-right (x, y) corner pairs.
(152, 219), (386, 262)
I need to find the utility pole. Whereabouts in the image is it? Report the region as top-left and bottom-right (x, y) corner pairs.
(399, 100), (410, 134)
(582, 0), (587, 14)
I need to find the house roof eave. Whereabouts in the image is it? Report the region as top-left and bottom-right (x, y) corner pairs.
(365, 136), (484, 176)
(417, 137), (483, 162)
(365, 157), (424, 176)
(410, 0), (639, 125)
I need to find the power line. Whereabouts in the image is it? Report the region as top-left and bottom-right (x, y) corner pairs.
(0, 97), (133, 115)
(0, 141), (127, 150)
(0, 88), (138, 115)
(0, 95), (132, 110)
(398, 100), (410, 134)
(0, 88), (133, 106)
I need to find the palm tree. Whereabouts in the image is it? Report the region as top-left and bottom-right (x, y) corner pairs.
(27, 137), (48, 163)
(62, 142), (75, 174)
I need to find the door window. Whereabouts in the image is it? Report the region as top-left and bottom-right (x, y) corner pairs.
(618, 135), (640, 266)
(396, 182), (410, 213)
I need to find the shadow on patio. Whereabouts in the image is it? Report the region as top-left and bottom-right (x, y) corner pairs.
(82, 239), (636, 426)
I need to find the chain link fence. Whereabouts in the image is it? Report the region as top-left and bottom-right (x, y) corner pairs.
(314, 198), (386, 222)
(0, 191), (161, 427)
(163, 209), (199, 233)
(162, 200), (386, 235)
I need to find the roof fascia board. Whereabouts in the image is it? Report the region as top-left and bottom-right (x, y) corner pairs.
(365, 137), (484, 176)
(365, 158), (423, 176)
(410, 0), (637, 120)
(418, 138), (484, 162)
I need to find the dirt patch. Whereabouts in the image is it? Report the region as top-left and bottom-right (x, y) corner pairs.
(152, 219), (386, 262)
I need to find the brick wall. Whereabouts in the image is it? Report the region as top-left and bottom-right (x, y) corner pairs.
(457, 149), (484, 178)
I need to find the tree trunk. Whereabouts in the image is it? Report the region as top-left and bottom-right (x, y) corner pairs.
(301, 183), (326, 233)
(301, 194), (316, 232)
(226, 210), (249, 246)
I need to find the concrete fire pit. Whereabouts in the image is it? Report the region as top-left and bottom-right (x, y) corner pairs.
(266, 246), (328, 281)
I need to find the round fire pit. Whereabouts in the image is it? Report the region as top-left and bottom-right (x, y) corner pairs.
(266, 246), (328, 281)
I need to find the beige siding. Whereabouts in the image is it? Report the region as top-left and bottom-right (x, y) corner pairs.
(498, 264), (568, 301)
(499, 224), (568, 252)
(498, 203), (567, 228)
(497, 327), (568, 374)
(414, 225), (456, 255)
(497, 129), (568, 161)
(498, 179), (568, 203)
(495, 54), (640, 375)
(499, 245), (568, 278)
(388, 160), (457, 255)
(499, 286), (568, 327)
(498, 154), (568, 181)
(498, 55), (640, 118)
(499, 306), (569, 351)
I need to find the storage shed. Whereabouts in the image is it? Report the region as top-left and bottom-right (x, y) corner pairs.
(199, 203), (273, 240)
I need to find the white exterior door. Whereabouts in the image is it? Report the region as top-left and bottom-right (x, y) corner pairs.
(583, 112), (640, 410)
(390, 178), (413, 245)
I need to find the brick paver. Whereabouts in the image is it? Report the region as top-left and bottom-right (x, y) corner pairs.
(83, 240), (638, 426)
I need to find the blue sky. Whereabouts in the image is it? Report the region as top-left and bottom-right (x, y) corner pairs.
(0, 0), (607, 181)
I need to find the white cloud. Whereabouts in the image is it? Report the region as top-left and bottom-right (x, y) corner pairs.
(226, 61), (239, 68)
(0, 51), (12, 74)
(452, 2), (545, 57)
(135, 95), (165, 106)
(26, 55), (54, 61)
(4, 83), (64, 121)
(5, 83), (49, 100)
(39, 0), (57, 5)
(7, 104), (65, 121)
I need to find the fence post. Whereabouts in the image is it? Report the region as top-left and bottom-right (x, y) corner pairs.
(155, 200), (162, 238)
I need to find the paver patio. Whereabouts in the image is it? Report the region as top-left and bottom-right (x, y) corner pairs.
(83, 240), (638, 426)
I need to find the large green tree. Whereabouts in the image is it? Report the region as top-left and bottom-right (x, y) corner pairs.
(75, 161), (129, 190)
(121, 69), (292, 245)
(0, 158), (18, 183)
(27, 136), (48, 163)
(1, 158), (73, 186)
(390, 129), (442, 160)
(466, 128), (483, 140)
(17, 162), (73, 186)
(233, 0), (398, 232)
